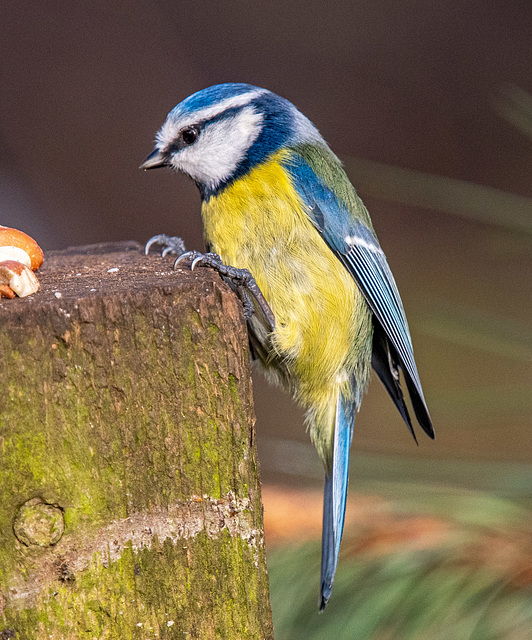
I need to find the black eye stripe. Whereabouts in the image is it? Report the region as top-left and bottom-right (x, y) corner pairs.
(169, 108), (244, 153)
(166, 125), (201, 154)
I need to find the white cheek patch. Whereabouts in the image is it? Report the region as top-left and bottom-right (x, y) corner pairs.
(170, 107), (263, 190)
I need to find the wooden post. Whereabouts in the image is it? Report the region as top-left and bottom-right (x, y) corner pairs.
(0, 242), (273, 639)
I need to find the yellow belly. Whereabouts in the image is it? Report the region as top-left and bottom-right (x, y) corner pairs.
(201, 150), (372, 412)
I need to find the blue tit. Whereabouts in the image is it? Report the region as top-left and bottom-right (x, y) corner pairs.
(141, 83), (434, 610)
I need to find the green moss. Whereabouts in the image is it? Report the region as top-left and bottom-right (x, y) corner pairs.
(228, 374), (239, 398)
(186, 360), (195, 387)
(0, 279), (271, 639)
(2, 532), (267, 639)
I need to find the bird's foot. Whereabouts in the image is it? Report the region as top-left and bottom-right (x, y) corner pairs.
(145, 234), (187, 258)
(175, 251), (275, 327)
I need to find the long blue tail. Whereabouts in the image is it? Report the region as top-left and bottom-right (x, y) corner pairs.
(319, 393), (354, 611)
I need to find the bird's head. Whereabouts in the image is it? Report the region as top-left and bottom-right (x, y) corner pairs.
(140, 83), (323, 197)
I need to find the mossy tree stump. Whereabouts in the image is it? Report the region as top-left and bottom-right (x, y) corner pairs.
(0, 242), (273, 639)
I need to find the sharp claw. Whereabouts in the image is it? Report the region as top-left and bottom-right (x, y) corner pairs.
(173, 251), (194, 269)
(145, 234), (187, 258)
(144, 238), (158, 255)
(191, 256), (203, 271)
(145, 234), (171, 255)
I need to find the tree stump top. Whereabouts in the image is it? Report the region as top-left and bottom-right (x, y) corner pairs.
(0, 240), (225, 313)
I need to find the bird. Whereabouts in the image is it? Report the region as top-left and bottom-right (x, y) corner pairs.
(141, 83), (434, 610)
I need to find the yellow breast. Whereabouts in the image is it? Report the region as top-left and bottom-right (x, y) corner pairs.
(201, 150), (372, 411)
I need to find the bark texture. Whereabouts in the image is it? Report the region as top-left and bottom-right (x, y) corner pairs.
(0, 242), (273, 639)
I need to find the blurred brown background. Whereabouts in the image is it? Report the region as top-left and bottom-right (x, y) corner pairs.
(1, 2), (531, 505)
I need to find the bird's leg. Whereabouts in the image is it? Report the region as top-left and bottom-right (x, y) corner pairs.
(175, 251), (276, 329)
(145, 236), (275, 329)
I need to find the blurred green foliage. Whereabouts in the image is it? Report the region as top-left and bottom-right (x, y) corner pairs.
(268, 490), (532, 640)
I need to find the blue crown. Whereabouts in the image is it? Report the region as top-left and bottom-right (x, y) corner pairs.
(172, 83), (262, 118)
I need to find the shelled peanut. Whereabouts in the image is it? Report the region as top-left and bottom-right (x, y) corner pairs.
(0, 226), (44, 298)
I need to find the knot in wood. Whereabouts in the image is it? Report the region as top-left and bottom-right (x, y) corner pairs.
(13, 498), (65, 547)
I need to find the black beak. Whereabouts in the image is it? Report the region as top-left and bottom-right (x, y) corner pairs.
(139, 149), (168, 170)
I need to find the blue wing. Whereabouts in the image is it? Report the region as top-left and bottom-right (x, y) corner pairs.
(284, 151), (434, 440)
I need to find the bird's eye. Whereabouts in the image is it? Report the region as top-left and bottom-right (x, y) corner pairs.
(181, 126), (199, 145)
